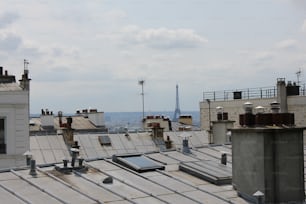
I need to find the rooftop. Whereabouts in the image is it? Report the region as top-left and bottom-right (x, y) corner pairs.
(0, 130), (303, 203)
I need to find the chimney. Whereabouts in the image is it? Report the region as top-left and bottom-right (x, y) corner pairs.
(212, 107), (234, 144)
(40, 109), (54, 129)
(277, 78), (288, 113)
(87, 109), (105, 127)
(182, 139), (191, 154)
(62, 116), (74, 145)
(231, 104), (304, 203)
(221, 152), (227, 165)
(29, 159), (37, 176)
(180, 132), (191, 154)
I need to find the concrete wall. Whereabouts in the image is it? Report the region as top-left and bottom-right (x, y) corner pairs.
(232, 127), (305, 203)
(212, 121), (234, 144)
(200, 95), (306, 130)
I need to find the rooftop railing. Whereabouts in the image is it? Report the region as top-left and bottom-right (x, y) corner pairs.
(203, 83), (306, 102)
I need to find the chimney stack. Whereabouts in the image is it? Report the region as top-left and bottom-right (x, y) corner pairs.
(232, 103), (304, 203)
(277, 78), (288, 113)
(212, 107), (234, 144)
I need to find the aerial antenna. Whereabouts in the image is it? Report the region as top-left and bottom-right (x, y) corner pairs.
(138, 79), (145, 120)
(296, 68), (301, 85)
(24, 59), (29, 70)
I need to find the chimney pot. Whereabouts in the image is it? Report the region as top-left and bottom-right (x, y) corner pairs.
(29, 159), (37, 176)
(270, 101), (280, 113)
(221, 153), (227, 165)
(253, 191), (265, 204)
(243, 102), (253, 114)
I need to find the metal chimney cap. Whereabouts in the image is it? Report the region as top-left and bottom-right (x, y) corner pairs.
(255, 106), (265, 114)
(216, 106), (224, 113)
(244, 101), (253, 106)
(253, 191), (264, 196)
(70, 148), (80, 153)
(270, 101), (279, 105)
(243, 102), (253, 113)
(23, 150), (32, 156)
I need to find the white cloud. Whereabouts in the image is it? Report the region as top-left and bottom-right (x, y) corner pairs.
(121, 26), (208, 49)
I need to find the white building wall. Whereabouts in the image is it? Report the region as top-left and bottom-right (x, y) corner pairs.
(88, 112), (105, 127)
(200, 97), (276, 130)
(41, 114), (54, 127)
(0, 89), (29, 169)
(15, 106), (29, 154)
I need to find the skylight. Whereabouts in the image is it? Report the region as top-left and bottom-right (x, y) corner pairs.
(98, 135), (111, 146)
(112, 154), (165, 173)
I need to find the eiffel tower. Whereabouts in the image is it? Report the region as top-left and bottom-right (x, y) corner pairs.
(173, 84), (181, 122)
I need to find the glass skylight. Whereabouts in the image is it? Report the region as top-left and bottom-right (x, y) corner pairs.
(113, 154), (165, 173)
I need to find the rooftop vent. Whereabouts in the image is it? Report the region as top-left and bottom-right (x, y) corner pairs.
(270, 101), (280, 113)
(180, 132), (192, 154)
(29, 159), (37, 176)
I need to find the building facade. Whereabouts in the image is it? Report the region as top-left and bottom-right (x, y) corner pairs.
(200, 79), (306, 132)
(0, 67), (30, 169)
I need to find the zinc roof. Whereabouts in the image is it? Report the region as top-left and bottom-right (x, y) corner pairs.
(0, 150), (249, 204)
(4, 131), (303, 203)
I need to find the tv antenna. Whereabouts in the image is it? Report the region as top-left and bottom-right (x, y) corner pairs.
(24, 59), (29, 70)
(138, 80), (145, 119)
(296, 68), (302, 85)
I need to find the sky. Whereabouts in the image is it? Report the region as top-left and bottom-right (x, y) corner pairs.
(0, 0), (306, 113)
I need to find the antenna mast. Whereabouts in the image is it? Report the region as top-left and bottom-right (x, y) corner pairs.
(24, 59), (29, 71)
(296, 68), (301, 86)
(138, 80), (145, 120)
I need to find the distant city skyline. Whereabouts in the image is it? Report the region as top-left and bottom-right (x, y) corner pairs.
(0, 0), (306, 113)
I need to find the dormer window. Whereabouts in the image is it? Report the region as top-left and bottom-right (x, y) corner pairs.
(0, 118), (6, 154)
